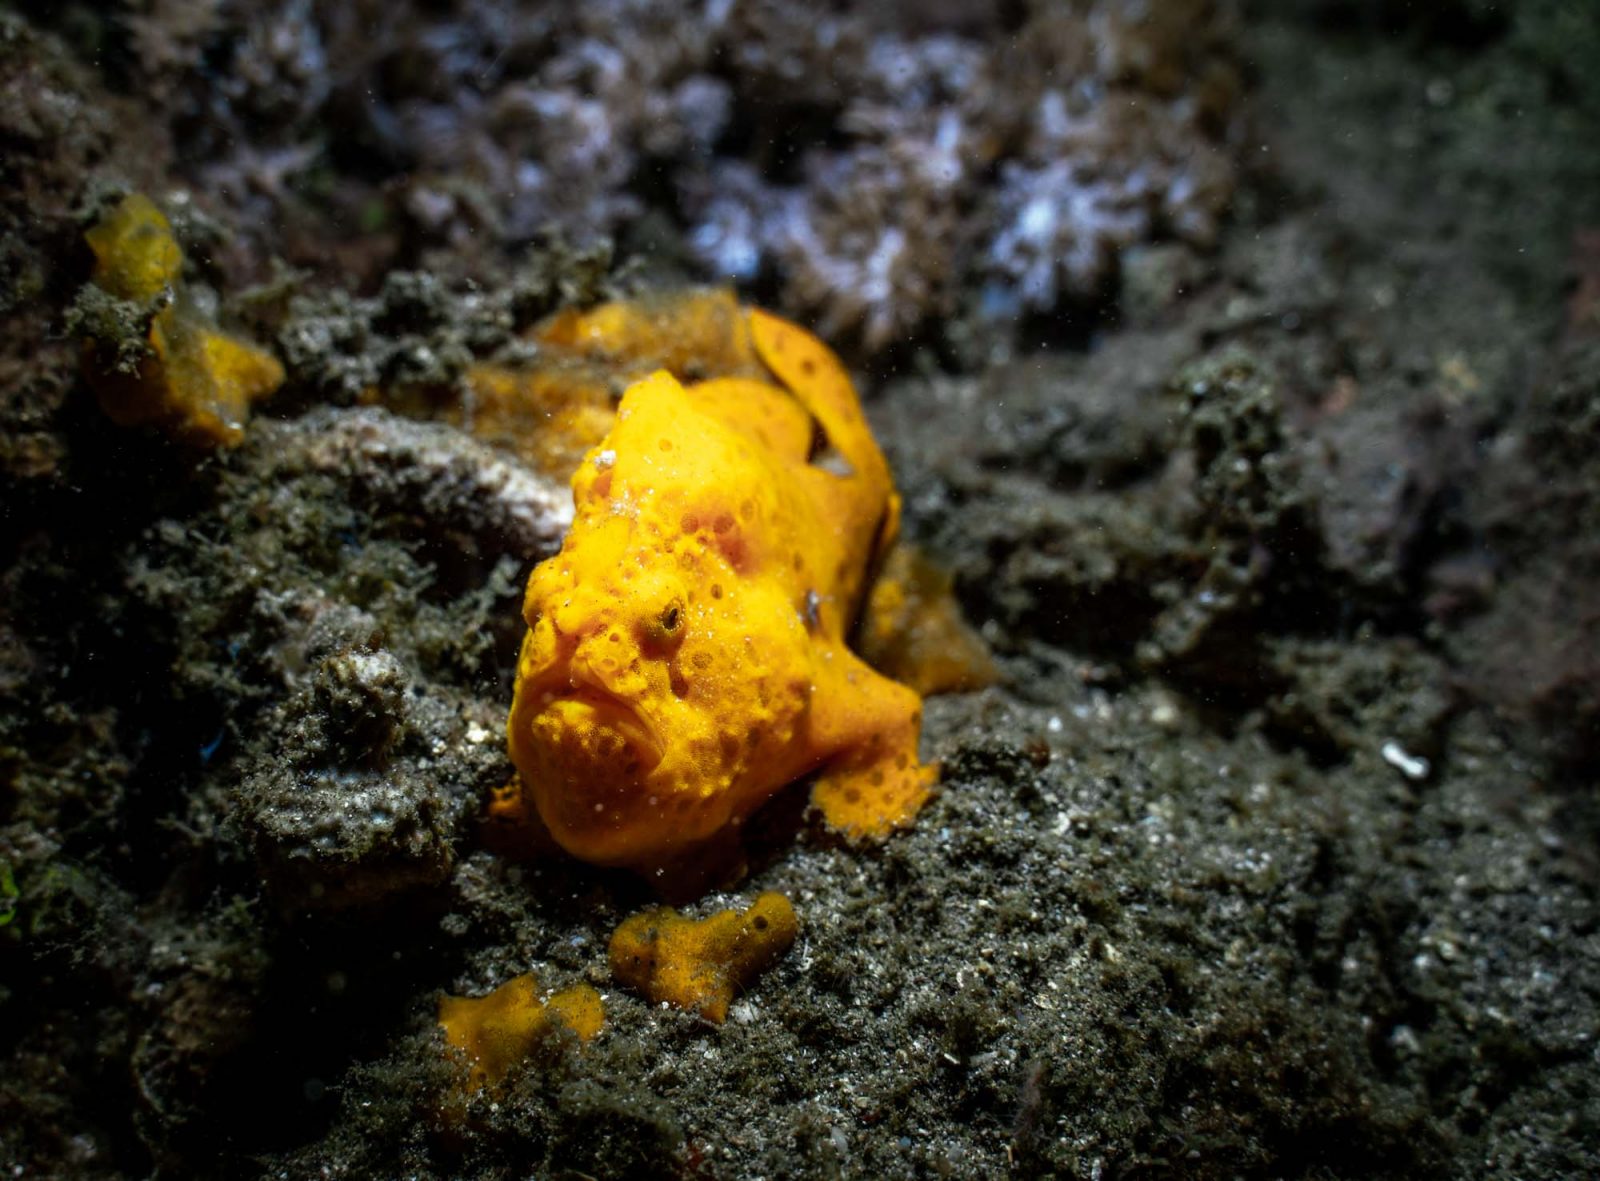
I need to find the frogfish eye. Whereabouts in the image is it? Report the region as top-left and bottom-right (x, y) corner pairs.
(643, 597), (686, 647)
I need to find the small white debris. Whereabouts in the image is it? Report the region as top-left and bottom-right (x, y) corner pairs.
(1046, 715), (1063, 734)
(465, 724), (492, 745)
(1380, 740), (1430, 781)
(593, 448), (616, 470)
(1389, 1024), (1421, 1055)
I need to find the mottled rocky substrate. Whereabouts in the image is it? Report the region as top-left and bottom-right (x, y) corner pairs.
(2, 3), (1599, 1179)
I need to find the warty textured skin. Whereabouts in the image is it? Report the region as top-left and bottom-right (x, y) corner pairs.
(497, 307), (934, 875)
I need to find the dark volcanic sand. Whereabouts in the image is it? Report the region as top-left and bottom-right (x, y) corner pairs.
(1, 3), (1598, 1178)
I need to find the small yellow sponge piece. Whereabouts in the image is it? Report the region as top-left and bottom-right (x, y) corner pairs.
(608, 892), (799, 1023)
(437, 972), (604, 1093)
(82, 193), (283, 447)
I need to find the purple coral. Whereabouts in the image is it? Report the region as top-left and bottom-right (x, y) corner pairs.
(773, 135), (967, 353)
(981, 84), (1236, 318)
(106, 0), (1242, 355)
(983, 159), (1151, 318)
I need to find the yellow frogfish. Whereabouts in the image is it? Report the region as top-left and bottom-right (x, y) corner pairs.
(492, 307), (936, 877)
